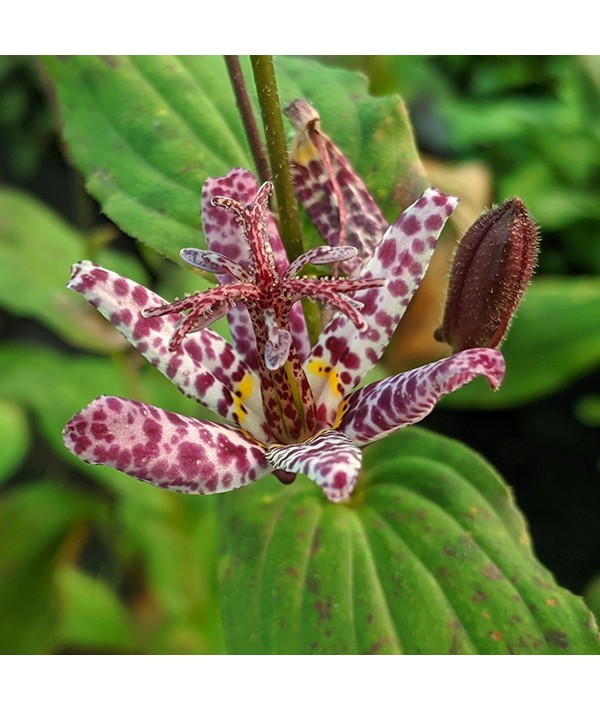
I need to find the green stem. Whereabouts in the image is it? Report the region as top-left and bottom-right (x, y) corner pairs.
(224, 56), (271, 185)
(250, 55), (304, 263)
(302, 300), (323, 345)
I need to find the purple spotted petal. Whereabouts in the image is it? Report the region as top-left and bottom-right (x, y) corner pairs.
(201, 168), (310, 365)
(266, 429), (362, 503)
(285, 99), (388, 275)
(63, 396), (271, 494)
(67, 261), (267, 440)
(306, 188), (459, 427)
(338, 348), (505, 446)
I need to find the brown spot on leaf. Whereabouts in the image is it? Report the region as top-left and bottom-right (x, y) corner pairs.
(307, 576), (319, 596)
(100, 55), (120, 68)
(491, 630), (503, 642)
(448, 617), (472, 654)
(481, 563), (503, 580)
(310, 527), (322, 557)
(415, 509), (427, 523)
(471, 585), (488, 603)
(365, 638), (391, 655)
(544, 628), (569, 650)
(315, 595), (332, 625)
(532, 575), (554, 591)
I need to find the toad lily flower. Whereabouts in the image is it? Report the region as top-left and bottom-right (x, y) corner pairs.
(63, 160), (505, 504)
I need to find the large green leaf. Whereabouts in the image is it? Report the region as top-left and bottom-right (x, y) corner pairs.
(219, 428), (599, 654)
(56, 567), (138, 652)
(42, 55), (424, 263)
(0, 187), (146, 352)
(443, 278), (600, 409)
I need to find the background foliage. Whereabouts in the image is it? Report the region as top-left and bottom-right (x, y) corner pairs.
(1, 55), (599, 653)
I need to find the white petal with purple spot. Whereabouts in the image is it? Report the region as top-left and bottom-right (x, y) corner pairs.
(63, 395), (271, 494)
(267, 429), (362, 503)
(306, 188), (459, 426)
(67, 261), (266, 439)
(338, 348), (505, 446)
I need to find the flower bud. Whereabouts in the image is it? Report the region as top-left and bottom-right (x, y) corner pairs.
(435, 197), (539, 352)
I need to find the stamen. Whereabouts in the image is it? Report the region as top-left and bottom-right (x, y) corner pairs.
(180, 248), (250, 281)
(282, 276), (386, 332)
(285, 245), (358, 278)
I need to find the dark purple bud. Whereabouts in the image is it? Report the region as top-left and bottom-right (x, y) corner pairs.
(435, 197), (539, 352)
(273, 469), (296, 485)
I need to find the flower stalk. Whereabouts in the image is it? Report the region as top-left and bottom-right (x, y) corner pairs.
(250, 55), (304, 263)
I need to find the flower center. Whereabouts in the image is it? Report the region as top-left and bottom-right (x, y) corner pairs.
(142, 181), (385, 444)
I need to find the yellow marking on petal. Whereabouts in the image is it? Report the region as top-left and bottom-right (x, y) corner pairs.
(233, 373), (254, 423)
(333, 399), (349, 429)
(307, 358), (341, 397)
(291, 137), (320, 167)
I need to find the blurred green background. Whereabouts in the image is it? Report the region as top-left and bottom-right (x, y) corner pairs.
(1, 55), (600, 653)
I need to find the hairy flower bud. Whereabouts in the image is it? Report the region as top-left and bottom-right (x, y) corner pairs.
(435, 197), (539, 352)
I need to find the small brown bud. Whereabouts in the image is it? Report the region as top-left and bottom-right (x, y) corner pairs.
(435, 197), (539, 352)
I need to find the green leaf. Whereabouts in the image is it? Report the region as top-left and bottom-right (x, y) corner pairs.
(0, 400), (29, 484)
(0, 187), (146, 352)
(442, 278), (600, 409)
(0, 482), (104, 653)
(219, 428), (599, 654)
(43, 56), (424, 262)
(56, 567), (137, 652)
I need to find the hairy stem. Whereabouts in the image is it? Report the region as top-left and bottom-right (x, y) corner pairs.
(224, 56), (271, 185)
(250, 55), (304, 263)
